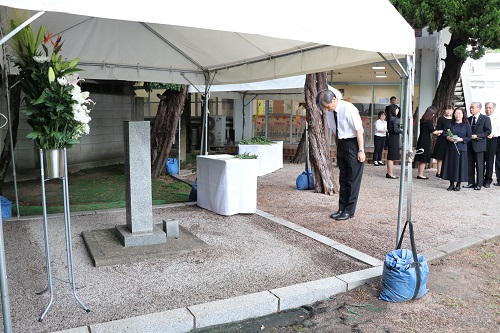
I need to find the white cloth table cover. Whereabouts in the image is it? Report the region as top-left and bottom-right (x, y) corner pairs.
(238, 141), (283, 176)
(196, 155), (258, 216)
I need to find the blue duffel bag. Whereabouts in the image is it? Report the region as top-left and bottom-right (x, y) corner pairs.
(379, 221), (429, 302)
(296, 170), (314, 190)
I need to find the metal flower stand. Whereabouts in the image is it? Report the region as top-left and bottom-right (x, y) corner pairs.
(37, 148), (90, 321)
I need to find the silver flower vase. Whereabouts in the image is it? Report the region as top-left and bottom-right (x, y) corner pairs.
(43, 149), (65, 179)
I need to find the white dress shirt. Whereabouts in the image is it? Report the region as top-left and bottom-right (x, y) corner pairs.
(325, 100), (363, 139)
(488, 112), (500, 137)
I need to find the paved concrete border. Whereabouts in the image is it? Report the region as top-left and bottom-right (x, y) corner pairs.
(50, 209), (500, 333)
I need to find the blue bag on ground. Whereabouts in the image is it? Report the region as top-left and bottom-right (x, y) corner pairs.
(379, 248), (429, 302)
(189, 181), (197, 202)
(165, 158), (179, 175)
(0, 196), (12, 219)
(296, 170), (314, 190)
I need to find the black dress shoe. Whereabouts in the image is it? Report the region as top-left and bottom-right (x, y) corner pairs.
(494, 182), (500, 186)
(330, 210), (344, 219)
(386, 173), (398, 179)
(484, 181), (491, 188)
(474, 186), (481, 190)
(454, 185), (461, 191)
(447, 185), (454, 191)
(334, 212), (353, 221)
(463, 184), (475, 188)
(484, 183), (491, 188)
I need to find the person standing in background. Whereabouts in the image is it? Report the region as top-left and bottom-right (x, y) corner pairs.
(316, 89), (365, 221)
(385, 104), (401, 179)
(414, 106), (442, 179)
(441, 107), (472, 191)
(464, 102), (491, 190)
(384, 96), (398, 150)
(483, 102), (499, 188)
(432, 104), (454, 177)
(373, 111), (388, 166)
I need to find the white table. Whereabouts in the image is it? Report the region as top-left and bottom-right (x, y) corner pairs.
(196, 154), (258, 216)
(238, 141), (283, 176)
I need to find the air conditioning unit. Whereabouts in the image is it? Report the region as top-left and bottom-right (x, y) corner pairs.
(208, 115), (226, 148)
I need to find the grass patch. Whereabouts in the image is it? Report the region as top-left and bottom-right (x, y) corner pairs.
(2, 164), (192, 216)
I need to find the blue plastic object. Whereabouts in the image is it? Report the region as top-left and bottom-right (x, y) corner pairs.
(296, 170), (314, 190)
(379, 248), (429, 302)
(165, 157), (179, 175)
(0, 196), (12, 219)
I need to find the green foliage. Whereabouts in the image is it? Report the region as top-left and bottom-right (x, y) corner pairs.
(9, 20), (93, 149)
(234, 152), (258, 159)
(391, 0), (500, 60)
(239, 136), (276, 145)
(142, 82), (185, 93)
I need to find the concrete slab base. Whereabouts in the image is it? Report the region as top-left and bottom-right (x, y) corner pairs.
(82, 226), (209, 267)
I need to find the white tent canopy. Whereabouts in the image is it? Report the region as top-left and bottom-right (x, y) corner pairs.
(0, 0), (415, 85)
(188, 75), (343, 101)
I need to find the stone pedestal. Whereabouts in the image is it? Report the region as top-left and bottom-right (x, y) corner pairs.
(163, 219), (180, 238)
(115, 121), (166, 247)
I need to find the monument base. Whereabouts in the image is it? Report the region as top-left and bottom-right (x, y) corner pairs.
(115, 224), (166, 247)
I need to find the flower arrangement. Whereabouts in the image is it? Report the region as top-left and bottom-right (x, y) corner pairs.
(447, 128), (460, 154)
(9, 21), (94, 149)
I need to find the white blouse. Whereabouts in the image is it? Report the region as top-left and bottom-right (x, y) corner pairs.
(374, 119), (387, 137)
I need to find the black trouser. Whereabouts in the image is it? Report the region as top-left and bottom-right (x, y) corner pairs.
(373, 135), (386, 162)
(496, 137), (500, 182)
(336, 138), (364, 215)
(484, 137), (497, 184)
(467, 149), (485, 186)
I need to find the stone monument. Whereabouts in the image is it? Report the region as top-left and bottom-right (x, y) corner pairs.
(115, 121), (166, 247)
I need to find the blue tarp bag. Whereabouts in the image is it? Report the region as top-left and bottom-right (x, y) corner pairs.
(380, 221), (429, 302)
(0, 196), (12, 219)
(296, 170), (314, 190)
(189, 181), (197, 202)
(165, 158), (179, 175)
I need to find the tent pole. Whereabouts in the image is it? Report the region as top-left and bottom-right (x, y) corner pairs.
(395, 55), (414, 247)
(0, 11), (45, 46)
(1, 41), (20, 218)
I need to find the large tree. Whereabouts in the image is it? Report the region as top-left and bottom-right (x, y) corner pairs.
(302, 72), (337, 194)
(391, 0), (500, 114)
(148, 83), (188, 179)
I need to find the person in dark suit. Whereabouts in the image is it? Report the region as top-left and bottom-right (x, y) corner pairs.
(464, 102), (492, 190)
(316, 89), (365, 221)
(483, 102), (499, 188)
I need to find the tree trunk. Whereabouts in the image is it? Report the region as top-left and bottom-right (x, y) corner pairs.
(0, 75), (21, 184)
(184, 93), (192, 154)
(150, 86), (189, 179)
(290, 129), (306, 163)
(304, 73), (337, 194)
(432, 33), (466, 116)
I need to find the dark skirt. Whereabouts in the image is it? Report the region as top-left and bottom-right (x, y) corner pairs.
(431, 136), (447, 160)
(441, 148), (468, 182)
(386, 134), (400, 161)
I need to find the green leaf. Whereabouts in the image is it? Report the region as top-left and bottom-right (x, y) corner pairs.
(68, 58), (80, 69)
(31, 90), (47, 105)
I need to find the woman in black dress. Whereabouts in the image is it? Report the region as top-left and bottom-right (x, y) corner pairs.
(431, 104), (454, 177)
(415, 106), (442, 179)
(385, 104), (401, 179)
(441, 107), (472, 191)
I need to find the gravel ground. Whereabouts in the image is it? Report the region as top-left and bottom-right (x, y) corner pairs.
(1, 161), (499, 332)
